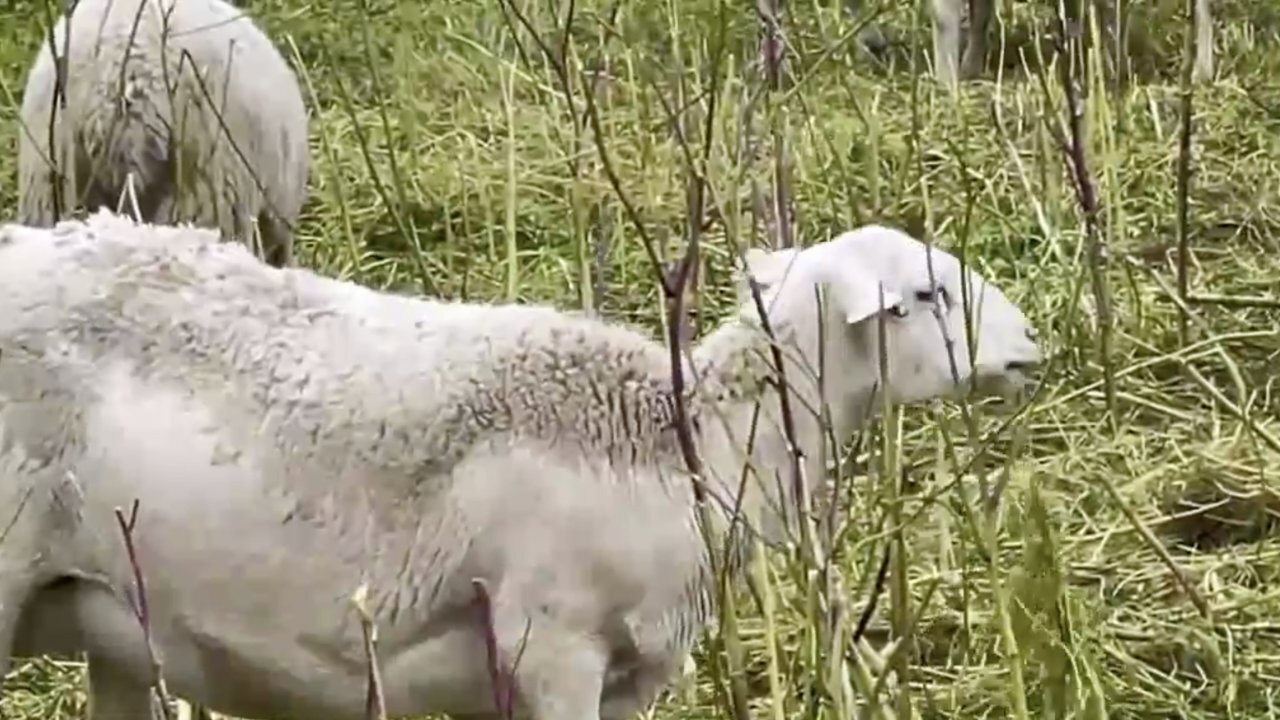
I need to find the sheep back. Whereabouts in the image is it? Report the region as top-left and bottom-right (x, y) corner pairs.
(0, 212), (702, 493)
(16, 0), (310, 267)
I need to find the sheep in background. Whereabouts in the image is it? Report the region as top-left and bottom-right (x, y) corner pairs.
(16, 0), (310, 267)
(848, 0), (1215, 86)
(0, 210), (1041, 720)
(930, 0), (1215, 85)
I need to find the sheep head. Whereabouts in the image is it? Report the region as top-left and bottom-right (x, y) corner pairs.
(738, 224), (1042, 425)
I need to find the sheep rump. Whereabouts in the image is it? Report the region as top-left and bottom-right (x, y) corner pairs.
(16, 0), (310, 267)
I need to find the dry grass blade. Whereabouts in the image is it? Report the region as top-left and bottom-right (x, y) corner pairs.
(348, 584), (388, 720)
(112, 499), (175, 720)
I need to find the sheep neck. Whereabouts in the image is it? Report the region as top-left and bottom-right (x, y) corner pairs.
(688, 308), (879, 544)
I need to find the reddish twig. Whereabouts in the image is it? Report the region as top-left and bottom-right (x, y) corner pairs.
(471, 578), (521, 720)
(113, 499), (175, 720)
(664, 247), (704, 488)
(1174, 0), (1200, 346)
(1047, 2), (1119, 432)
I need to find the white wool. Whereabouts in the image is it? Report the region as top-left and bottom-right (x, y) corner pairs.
(0, 211), (1041, 720)
(16, 0), (310, 267)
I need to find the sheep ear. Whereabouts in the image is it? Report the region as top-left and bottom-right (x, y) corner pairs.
(824, 264), (903, 325)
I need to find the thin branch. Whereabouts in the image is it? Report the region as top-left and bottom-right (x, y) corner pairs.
(1051, 0), (1119, 433)
(349, 584), (388, 720)
(42, 0), (73, 220)
(1174, 0), (1199, 345)
(471, 578), (521, 720)
(577, 45), (674, 300)
(113, 499), (175, 720)
(851, 536), (893, 644)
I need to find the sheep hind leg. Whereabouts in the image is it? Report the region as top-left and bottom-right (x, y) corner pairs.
(930, 0), (963, 87)
(0, 490), (48, 686)
(1192, 0), (1213, 82)
(959, 0), (992, 80)
(0, 581), (28, 683)
(257, 211), (295, 268)
(84, 653), (166, 720)
(598, 655), (688, 720)
(506, 634), (607, 720)
(486, 601), (607, 720)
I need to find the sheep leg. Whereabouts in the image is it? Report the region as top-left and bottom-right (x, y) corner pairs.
(930, 0), (963, 87)
(1192, 0), (1213, 82)
(511, 637), (606, 720)
(257, 211), (295, 269)
(485, 596), (607, 720)
(959, 0), (992, 80)
(0, 478), (48, 683)
(598, 655), (689, 720)
(84, 653), (165, 720)
(0, 581), (27, 682)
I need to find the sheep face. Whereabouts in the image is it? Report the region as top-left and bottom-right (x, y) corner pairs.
(743, 225), (1041, 413)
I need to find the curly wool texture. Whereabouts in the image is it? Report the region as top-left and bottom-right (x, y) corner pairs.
(1, 213), (730, 718)
(16, 0), (309, 267)
(0, 211), (717, 488)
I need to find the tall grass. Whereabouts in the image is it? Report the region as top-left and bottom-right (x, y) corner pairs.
(2, 0), (1279, 717)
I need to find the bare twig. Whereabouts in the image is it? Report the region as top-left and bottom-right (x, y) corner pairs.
(647, 11), (752, 712)
(349, 584), (388, 720)
(755, 0), (794, 249)
(1174, 0), (1200, 345)
(494, 6), (734, 711)
(565, 13), (708, 490)
(322, 43), (436, 296)
(1050, 0), (1119, 433)
(0, 486), (35, 547)
(665, 250), (704, 484)
(851, 539), (893, 644)
(42, 0), (72, 220)
(748, 0), (806, 535)
(471, 578), (520, 720)
(576, 49), (674, 303)
(113, 499), (175, 720)
(498, 0), (624, 315)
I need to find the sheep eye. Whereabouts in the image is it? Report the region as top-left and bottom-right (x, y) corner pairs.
(915, 286), (949, 307)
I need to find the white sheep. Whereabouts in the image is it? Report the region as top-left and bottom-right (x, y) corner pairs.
(847, 0), (1215, 86)
(15, 0), (310, 267)
(0, 210), (1041, 720)
(929, 0), (1215, 85)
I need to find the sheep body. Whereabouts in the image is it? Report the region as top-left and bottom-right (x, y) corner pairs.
(0, 211), (1040, 720)
(16, 0), (309, 267)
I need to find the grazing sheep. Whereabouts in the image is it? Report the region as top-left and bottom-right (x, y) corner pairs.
(849, 0), (1215, 85)
(0, 210), (1041, 720)
(15, 0), (310, 267)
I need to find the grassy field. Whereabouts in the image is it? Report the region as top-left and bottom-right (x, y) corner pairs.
(2, 0), (1280, 718)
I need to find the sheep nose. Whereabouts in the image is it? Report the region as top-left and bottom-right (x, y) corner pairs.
(1005, 359), (1039, 373)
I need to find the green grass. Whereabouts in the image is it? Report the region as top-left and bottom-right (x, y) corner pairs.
(3, 0), (1280, 718)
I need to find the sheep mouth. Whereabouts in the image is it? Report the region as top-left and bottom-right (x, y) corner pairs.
(973, 364), (1041, 399)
